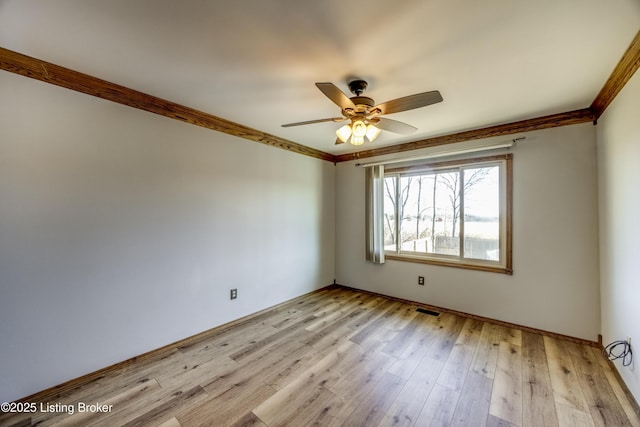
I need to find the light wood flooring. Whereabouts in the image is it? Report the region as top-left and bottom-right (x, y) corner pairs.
(1, 286), (639, 427)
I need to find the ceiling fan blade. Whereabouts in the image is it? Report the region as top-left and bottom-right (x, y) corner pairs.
(315, 82), (356, 110)
(374, 90), (443, 115)
(281, 117), (346, 127)
(375, 117), (418, 135)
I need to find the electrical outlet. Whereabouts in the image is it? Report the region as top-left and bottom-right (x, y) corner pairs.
(418, 276), (425, 286)
(230, 288), (237, 300)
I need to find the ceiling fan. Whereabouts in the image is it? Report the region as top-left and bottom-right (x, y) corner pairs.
(282, 80), (443, 145)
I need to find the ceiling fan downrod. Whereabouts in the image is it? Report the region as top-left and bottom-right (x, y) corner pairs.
(348, 79), (368, 96)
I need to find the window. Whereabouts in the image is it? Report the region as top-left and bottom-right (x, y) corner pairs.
(382, 154), (512, 274)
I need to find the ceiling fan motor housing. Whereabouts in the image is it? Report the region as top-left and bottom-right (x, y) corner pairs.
(349, 96), (375, 113)
(346, 80), (377, 115)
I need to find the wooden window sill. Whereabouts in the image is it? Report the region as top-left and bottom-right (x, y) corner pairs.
(385, 254), (513, 275)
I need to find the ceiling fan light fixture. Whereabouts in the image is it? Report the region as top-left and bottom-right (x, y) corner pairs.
(282, 81), (442, 148)
(337, 120), (380, 145)
(336, 124), (352, 143)
(351, 120), (367, 138)
(350, 135), (365, 146)
(366, 124), (381, 142)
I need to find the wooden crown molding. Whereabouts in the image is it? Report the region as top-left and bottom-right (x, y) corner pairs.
(591, 30), (640, 120)
(0, 47), (337, 163)
(3, 27), (638, 165)
(338, 30), (638, 162)
(334, 108), (594, 163)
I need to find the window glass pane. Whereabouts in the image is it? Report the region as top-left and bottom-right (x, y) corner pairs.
(396, 172), (461, 255)
(399, 176), (429, 253)
(383, 177), (397, 252)
(431, 172), (460, 256)
(463, 166), (500, 260)
(398, 176), (417, 252)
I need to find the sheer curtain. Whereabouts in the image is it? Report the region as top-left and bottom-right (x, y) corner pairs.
(365, 164), (385, 264)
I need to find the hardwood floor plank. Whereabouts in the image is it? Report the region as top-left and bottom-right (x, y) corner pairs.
(555, 403), (595, 427)
(154, 354), (238, 391)
(568, 342), (636, 426)
(0, 413), (32, 427)
(544, 336), (589, 412)
(178, 376), (274, 427)
(39, 379), (164, 426)
(385, 303), (420, 332)
(157, 416), (182, 427)
(566, 341), (601, 376)
(470, 323), (513, 379)
(325, 345), (394, 399)
(201, 335), (313, 397)
(450, 372), (493, 426)
(227, 314), (316, 362)
(177, 321), (280, 358)
(505, 328), (522, 347)
(252, 340), (352, 424)
(265, 307), (307, 329)
(267, 326), (355, 390)
(423, 313), (467, 362)
(253, 340), (362, 425)
(489, 341), (523, 426)
(414, 383), (461, 426)
(230, 412), (267, 427)
(521, 331), (558, 427)
(302, 301), (372, 347)
(486, 414), (518, 427)
(249, 334), (314, 388)
(589, 347), (640, 427)
(356, 323), (399, 355)
(339, 372), (406, 427)
(268, 388), (335, 427)
(305, 290), (372, 330)
(48, 379), (205, 427)
(387, 316), (442, 380)
(381, 314), (425, 358)
(88, 384), (209, 427)
(29, 347), (183, 422)
(305, 305), (350, 332)
(341, 296), (391, 331)
(319, 352), (397, 424)
(349, 301), (404, 344)
(437, 318), (484, 392)
(577, 370), (633, 426)
(259, 386), (335, 427)
(378, 357), (445, 426)
(119, 386), (208, 427)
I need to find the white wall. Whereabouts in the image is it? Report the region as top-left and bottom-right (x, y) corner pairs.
(597, 70), (640, 402)
(336, 123), (600, 341)
(0, 72), (335, 402)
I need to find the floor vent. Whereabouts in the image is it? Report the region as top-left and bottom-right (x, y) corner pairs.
(416, 308), (440, 317)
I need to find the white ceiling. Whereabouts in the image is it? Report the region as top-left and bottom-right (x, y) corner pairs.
(1, 0), (639, 155)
